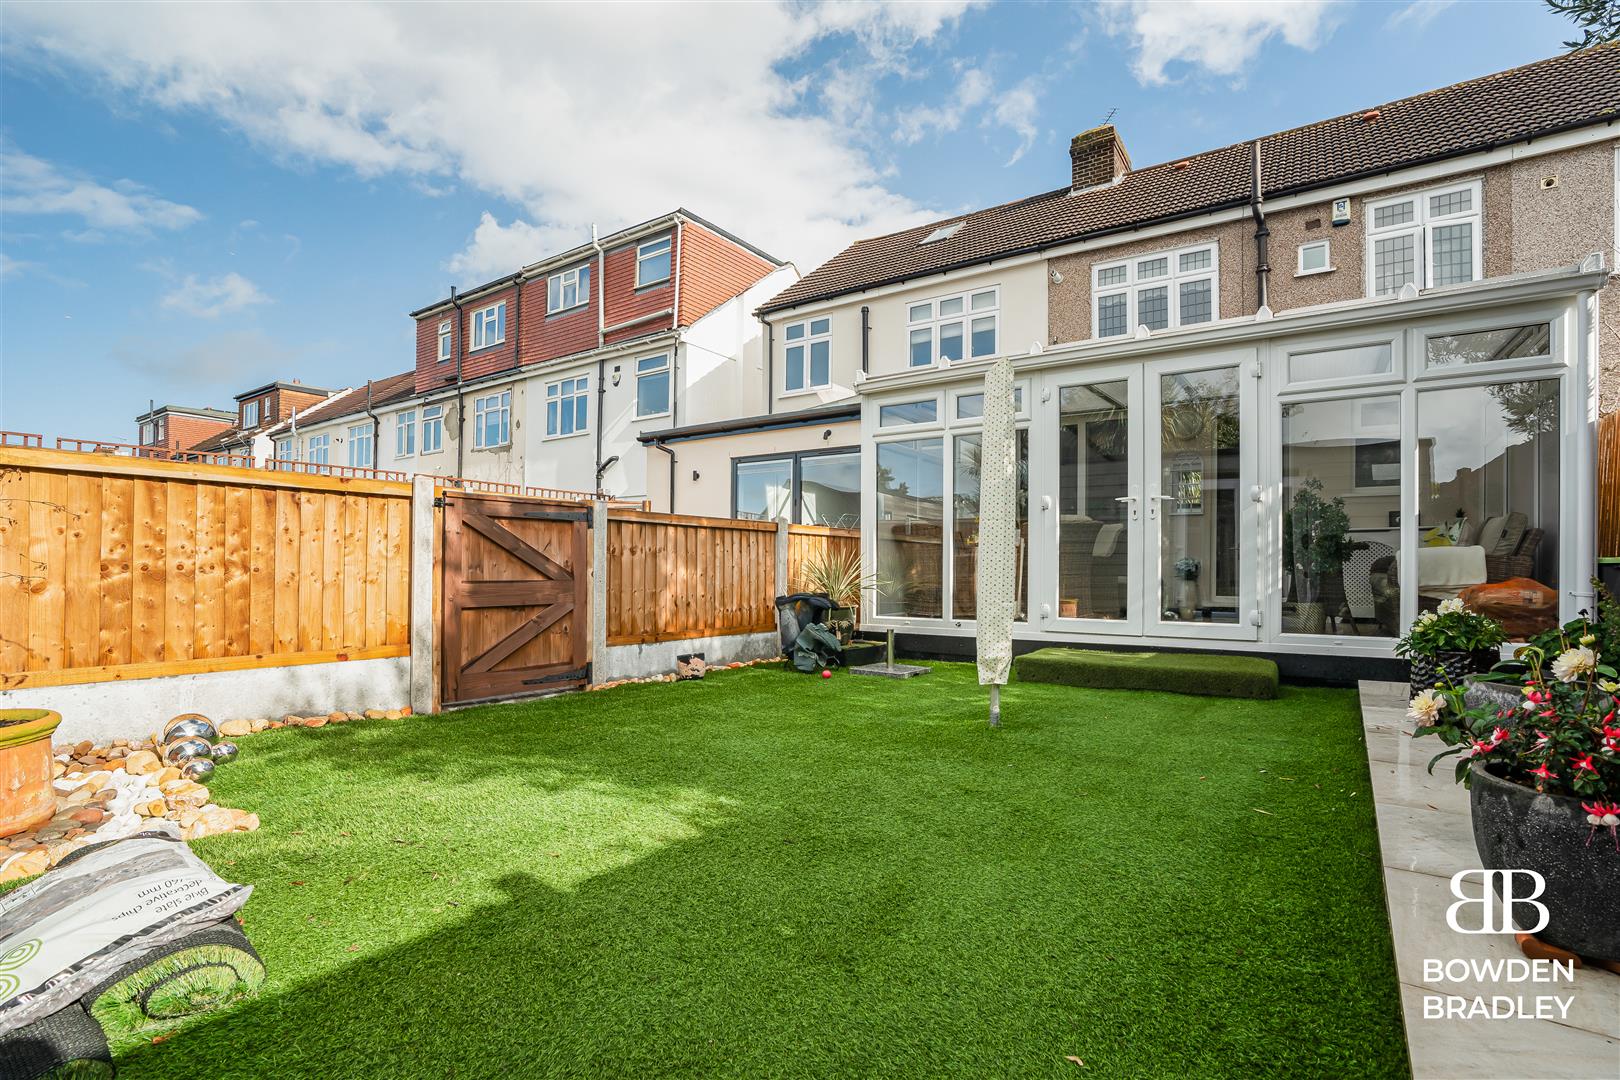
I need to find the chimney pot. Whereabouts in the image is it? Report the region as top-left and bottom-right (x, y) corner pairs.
(1070, 125), (1131, 191)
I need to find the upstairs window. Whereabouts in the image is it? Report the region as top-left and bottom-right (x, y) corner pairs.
(396, 409), (416, 457)
(635, 353), (671, 419)
(908, 287), (999, 367)
(784, 317), (831, 392)
(1092, 244), (1217, 338)
(437, 320), (452, 362)
(139, 421), (155, 445)
(636, 236), (672, 287)
(421, 404), (444, 454)
(548, 265), (590, 314)
(545, 377), (589, 438)
(474, 390), (512, 448)
(306, 433), (330, 465)
(242, 400), (260, 428)
(273, 437), (294, 467)
(1366, 180), (1481, 295)
(348, 423), (374, 468)
(470, 301), (506, 350)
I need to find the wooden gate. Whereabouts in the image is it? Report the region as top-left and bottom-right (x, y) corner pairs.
(440, 492), (590, 705)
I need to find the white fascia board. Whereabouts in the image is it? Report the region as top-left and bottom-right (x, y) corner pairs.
(855, 260), (1611, 396)
(767, 121), (1620, 323)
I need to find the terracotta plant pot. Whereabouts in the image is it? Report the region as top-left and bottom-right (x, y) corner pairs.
(1471, 765), (1620, 962)
(0, 709), (64, 840)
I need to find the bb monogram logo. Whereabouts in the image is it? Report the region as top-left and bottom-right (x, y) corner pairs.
(1445, 869), (1550, 935)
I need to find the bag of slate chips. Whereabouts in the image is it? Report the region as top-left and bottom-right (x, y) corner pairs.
(0, 829), (252, 1036)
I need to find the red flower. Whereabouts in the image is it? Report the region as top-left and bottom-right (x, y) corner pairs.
(1529, 762), (1559, 781)
(1572, 754), (1598, 774)
(1533, 730), (1552, 749)
(1490, 727), (1510, 746)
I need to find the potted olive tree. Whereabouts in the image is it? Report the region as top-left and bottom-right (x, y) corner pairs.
(1396, 598), (1508, 696)
(1282, 478), (1351, 634)
(1413, 620), (1620, 963)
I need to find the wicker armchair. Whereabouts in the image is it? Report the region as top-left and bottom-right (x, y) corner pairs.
(1486, 527), (1543, 582)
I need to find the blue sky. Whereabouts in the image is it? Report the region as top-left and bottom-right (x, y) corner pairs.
(0, 0), (1579, 441)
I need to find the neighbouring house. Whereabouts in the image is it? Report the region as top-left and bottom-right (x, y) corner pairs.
(183, 381), (338, 462)
(754, 46), (1620, 676)
(263, 372), (417, 476)
(404, 210), (797, 503)
(133, 404), (234, 454)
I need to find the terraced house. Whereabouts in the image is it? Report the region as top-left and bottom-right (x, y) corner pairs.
(747, 47), (1620, 676)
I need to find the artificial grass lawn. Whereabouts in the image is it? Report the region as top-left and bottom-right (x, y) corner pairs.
(1014, 647), (1281, 699)
(109, 662), (1404, 1078)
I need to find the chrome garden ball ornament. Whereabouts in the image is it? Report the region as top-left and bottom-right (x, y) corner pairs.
(180, 758), (216, 782)
(163, 738), (213, 766)
(164, 717), (218, 744)
(210, 741), (239, 764)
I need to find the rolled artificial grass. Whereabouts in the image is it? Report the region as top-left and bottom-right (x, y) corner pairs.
(1014, 646), (1280, 699)
(84, 922), (264, 1037)
(83, 662), (1398, 1078)
(0, 1003), (113, 1080)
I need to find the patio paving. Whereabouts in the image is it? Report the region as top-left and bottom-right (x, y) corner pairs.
(1359, 680), (1620, 1079)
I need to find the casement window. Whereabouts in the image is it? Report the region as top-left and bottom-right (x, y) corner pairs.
(1092, 244), (1217, 338)
(273, 437), (294, 464)
(547, 264), (591, 314)
(421, 404), (444, 454)
(545, 377), (589, 437)
(907, 288), (999, 367)
(306, 433), (330, 465)
(470, 301), (506, 351)
(139, 421), (155, 445)
(473, 390), (511, 449)
(348, 423), (373, 468)
(784, 317), (831, 392)
(732, 448), (861, 527)
(437, 320), (453, 362)
(635, 353), (671, 419)
(1297, 240), (1332, 276)
(396, 410), (416, 457)
(242, 400), (260, 428)
(636, 236), (672, 287)
(1365, 180), (1481, 295)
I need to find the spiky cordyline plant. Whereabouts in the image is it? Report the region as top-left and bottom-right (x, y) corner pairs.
(797, 547), (882, 616)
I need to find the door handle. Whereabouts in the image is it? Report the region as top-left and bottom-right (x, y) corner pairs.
(1148, 494), (1173, 520)
(1114, 494), (1138, 521)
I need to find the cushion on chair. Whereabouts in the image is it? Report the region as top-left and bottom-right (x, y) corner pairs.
(1474, 515), (1507, 554)
(1493, 511), (1529, 555)
(1093, 524), (1122, 557)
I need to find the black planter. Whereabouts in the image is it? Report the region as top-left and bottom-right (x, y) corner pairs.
(1470, 765), (1620, 961)
(1408, 649), (1497, 697)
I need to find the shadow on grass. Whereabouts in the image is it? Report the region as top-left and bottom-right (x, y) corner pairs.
(110, 665), (1408, 1079)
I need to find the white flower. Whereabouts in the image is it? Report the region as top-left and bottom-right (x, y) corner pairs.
(1600, 679), (1619, 694)
(1408, 689), (1447, 727)
(1551, 646), (1597, 684)
(1437, 598), (1465, 616)
(1417, 611), (1439, 625)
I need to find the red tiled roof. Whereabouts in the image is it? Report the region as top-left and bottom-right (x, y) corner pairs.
(289, 371), (416, 428)
(762, 46), (1620, 313)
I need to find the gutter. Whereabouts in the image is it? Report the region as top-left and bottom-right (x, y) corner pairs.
(638, 401), (861, 445)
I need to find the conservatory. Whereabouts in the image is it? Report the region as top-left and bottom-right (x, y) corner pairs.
(857, 259), (1607, 666)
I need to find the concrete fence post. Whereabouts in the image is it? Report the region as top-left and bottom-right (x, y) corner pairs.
(591, 501), (609, 683)
(775, 517), (790, 598)
(408, 474), (436, 715)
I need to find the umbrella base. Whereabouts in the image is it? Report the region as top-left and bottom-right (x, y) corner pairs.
(848, 663), (930, 679)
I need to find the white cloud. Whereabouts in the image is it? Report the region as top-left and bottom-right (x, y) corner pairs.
(160, 272), (270, 318)
(0, 148), (201, 234)
(1100, 1), (1341, 85)
(1387, 0), (1456, 30)
(0, 253), (35, 279)
(990, 77), (1041, 166)
(894, 67), (994, 145)
(2, 2), (985, 277)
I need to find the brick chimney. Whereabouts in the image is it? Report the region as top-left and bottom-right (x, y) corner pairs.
(1070, 125), (1130, 191)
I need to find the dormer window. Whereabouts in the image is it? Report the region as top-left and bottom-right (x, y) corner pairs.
(921, 221), (963, 245)
(548, 264), (591, 314)
(1092, 243), (1218, 338)
(636, 236), (672, 287)
(242, 400), (260, 428)
(438, 319), (453, 362)
(470, 301), (506, 350)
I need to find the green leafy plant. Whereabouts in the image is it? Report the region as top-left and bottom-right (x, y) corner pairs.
(797, 547), (883, 617)
(1394, 598), (1508, 659)
(1515, 579), (1620, 668)
(1281, 477), (1352, 604)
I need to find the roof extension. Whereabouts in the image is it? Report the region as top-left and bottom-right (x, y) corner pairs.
(761, 46), (1620, 314)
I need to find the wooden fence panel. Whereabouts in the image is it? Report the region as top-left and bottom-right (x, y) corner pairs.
(0, 447), (412, 689)
(1601, 411), (1620, 560)
(786, 525), (861, 594)
(605, 510), (777, 646)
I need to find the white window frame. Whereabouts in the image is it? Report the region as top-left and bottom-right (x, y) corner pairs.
(547, 264), (590, 314)
(348, 423), (374, 468)
(437, 320), (453, 362)
(1364, 179), (1482, 296)
(635, 235), (672, 288)
(544, 377), (590, 439)
(473, 390), (512, 449)
(1296, 240), (1333, 277)
(469, 301), (506, 351)
(783, 317), (832, 393)
(634, 353), (671, 420)
(876, 395), (943, 429)
(306, 433), (330, 465)
(420, 404), (444, 455)
(1091, 242), (1219, 339)
(273, 436), (293, 460)
(242, 400), (260, 428)
(396, 409), (416, 458)
(906, 286), (1000, 368)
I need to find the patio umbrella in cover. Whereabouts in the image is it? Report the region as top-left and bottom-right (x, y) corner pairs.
(975, 354), (1017, 727)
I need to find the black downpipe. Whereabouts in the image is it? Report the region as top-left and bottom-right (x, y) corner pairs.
(860, 306), (870, 374)
(1250, 139), (1270, 313)
(653, 440), (676, 513)
(762, 317), (774, 415)
(364, 379), (379, 471)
